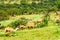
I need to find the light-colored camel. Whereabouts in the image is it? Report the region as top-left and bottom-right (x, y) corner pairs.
(4, 27), (19, 33)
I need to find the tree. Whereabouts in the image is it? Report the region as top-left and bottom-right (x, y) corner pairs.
(0, 10), (9, 21)
(7, 8), (20, 16)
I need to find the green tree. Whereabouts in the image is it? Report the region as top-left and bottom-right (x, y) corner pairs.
(7, 8), (20, 16)
(0, 10), (9, 21)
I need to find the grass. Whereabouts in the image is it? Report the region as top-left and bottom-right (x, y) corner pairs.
(0, 14), (44, 26)
(0, 14), (57, 26)
(0, 14), (60, 40)
(0, 26), (60, 40)
(0, 19), (16, 26)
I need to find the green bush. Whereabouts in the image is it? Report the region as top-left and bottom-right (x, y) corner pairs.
(0, 10), (9, 21)
(9, 17), (28, 28)
(7, 8), (20, 16)
(8, 20), (20, 28)
(18, 17), (28, 25)
(35, 22), (45, 28)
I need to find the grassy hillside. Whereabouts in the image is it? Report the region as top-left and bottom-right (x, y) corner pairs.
(0, 26), (60, 40)
(0, 0), (60, 40)
(0, 14), (44, 26)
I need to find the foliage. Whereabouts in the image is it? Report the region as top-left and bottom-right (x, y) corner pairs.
(0, 0), (59, 16)
(0, 26), (60, 40)
(7, 8), (20, 16)
(0, 10), (9, 21)
(18, 17), (28, 25)
(0, 0), (60, 28)
(9, 17), (28, 28)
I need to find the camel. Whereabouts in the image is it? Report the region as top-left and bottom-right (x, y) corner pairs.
(4, 26), (19, 33)
(26, 20), (35, 28)
(4, 26), (19, 36)
(17, 25), (26, 30)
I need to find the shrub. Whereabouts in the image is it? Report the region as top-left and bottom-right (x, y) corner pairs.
(18, 17), (28, 25)
(0, 10), (9, 21)
(9, 17), (28, 28)
(35, 22), (45, 28)
(7, 8), (20, 16)
(8, 21), (20, 28)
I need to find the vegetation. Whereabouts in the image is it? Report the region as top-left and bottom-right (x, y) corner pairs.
(0, 26), (60, 40)
(0, 0), (60, 40)
(0, 0), (60, 21)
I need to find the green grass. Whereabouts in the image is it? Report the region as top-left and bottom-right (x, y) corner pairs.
(0, 26), (60, 40)
(0, 14), (44, 26)
(0, 19), (16, 26)
(0, 14), (57, 27)
(0, 14), (60, 40)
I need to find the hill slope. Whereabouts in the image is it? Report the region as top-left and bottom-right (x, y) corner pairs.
(0, 26), (60, 40)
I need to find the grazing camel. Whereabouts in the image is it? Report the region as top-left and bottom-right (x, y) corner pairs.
(4, 27), (18, 33)
(17, 25), (26, 30)
(5, 27), (14, 33)
(26, 21), (35, 28)
(4, 26), (19, 36)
